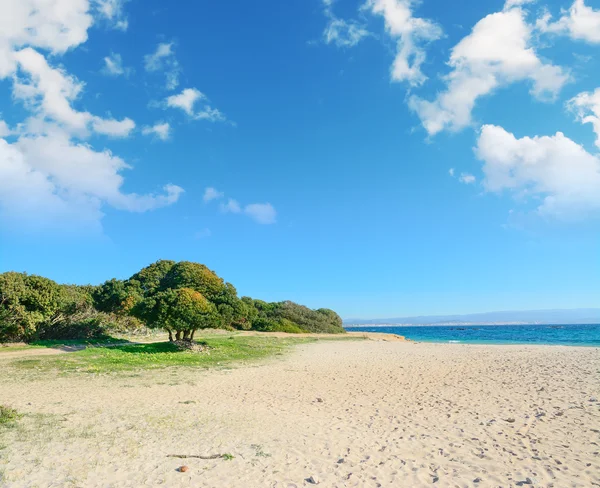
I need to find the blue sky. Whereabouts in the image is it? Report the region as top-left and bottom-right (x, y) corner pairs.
(0, 0), (599, 318)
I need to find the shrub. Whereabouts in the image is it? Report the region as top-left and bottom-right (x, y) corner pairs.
(0, 405), (21, 425)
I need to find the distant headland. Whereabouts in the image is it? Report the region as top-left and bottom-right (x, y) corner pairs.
(344, 308), (600, 327)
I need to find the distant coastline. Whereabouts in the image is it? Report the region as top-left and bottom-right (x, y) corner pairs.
(345, 322), (600, 328)
(344, 308), (600, 327)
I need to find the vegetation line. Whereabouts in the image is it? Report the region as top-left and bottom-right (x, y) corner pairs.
(1, 260), (344, 344)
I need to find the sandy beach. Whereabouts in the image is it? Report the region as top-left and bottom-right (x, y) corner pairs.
(1, 340), (599, 487)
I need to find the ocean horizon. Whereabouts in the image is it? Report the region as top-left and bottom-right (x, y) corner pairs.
(345, 323), (600, 346)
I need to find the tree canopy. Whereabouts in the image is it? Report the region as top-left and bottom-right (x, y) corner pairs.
(0, 260), (345, 342)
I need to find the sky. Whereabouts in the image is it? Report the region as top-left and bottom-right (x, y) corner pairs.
(0, 0), (599, 319)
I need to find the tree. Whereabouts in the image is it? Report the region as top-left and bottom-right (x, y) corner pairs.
(159, 261), (225, 299)
(93, 279), (142, 315)
(135, 288), (218, 341)
(129, 260), (175, 296)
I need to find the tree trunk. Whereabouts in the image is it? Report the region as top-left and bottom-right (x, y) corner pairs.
(183, 330), (191, 342)
(190, 329), (196, 341)
(175, 330), (182, 341)
(168, 330), (173, 342)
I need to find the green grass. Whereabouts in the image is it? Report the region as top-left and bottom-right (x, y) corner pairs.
(8, 335), (322, 374)
(0, 406), (21, 426)
(0, 336), (132, 353)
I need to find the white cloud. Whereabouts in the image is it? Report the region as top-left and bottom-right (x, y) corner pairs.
(322, 1), (369, 48)
(475, 124), (600, 220)
(94, 0), (128, 31)
(142, 122), (171, 141)
(0, 0), (183, 232)
(166, 88), (226, 122)
(220, 198), (242, 214)
(144, 42), (181, 90)
(166, 88), (204, 116)
(537, 0), (600, 44)
(366, 0), (443, 86)
(203, 187), (224, 202)
(0, 128), (183, 231)
(448, 168), (455, 177)
(409, 4), (570, 135)
(567, 88), (600, 148)
(504, 0), (535, 8)
(102, 52), (131, 77)
(13, 47), (89, 132)
(244, 203), (277, 225)
(91, 117), (135, 137)
(0, 120), (12, 138)
(0, 0), (93, 78)
(221, 199), (277, 224)
(144, 42), (174, 71)
(459, 173), (476, 184)
(13, 47), (136, 138)
(212, 191), (276, 225)
(324, 18), (370, 48)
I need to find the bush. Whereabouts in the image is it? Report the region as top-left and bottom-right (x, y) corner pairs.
(0, 405), (21, 425)
(0, 261), (345, 342)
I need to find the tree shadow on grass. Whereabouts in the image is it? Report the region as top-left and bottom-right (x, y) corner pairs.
(29, 336), (136, 352)
(108, 341), (210, 355)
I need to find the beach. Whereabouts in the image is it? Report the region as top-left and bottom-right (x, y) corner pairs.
(1, 339), (599, 487)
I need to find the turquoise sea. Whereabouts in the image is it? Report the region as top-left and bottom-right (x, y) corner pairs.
(345, 324), (600, 346)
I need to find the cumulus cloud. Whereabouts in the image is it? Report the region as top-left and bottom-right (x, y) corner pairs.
(0, 0), (184, 232)
(166, 88), (226, 122)
(91, 117), (135, 137)
(568, 88), (600, 148)
(537, 0), (600, 44)
(203, 187), (224, 202)
(0, 0), (93, 78)
(475, 124), (600, 220)
(0, 120), (12, 138)
(144, 42), (181, 90)
(409, 3), (570, 135)
(166, 88), (204, 115)
(13, 47), (136, 137)
(366, 0), (443, 86)
(0, 128), (183, 231)
(142, 122), (171, 141)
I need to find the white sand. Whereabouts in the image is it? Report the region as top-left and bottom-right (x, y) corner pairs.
(1, 341), (599, 487)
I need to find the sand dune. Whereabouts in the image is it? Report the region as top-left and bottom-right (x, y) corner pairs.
(1, 341), (599, 487)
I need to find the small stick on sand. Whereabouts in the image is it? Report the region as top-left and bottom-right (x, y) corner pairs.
(167, 454), (227, 460)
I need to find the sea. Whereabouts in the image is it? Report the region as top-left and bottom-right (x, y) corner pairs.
(345, 324), (600, 347)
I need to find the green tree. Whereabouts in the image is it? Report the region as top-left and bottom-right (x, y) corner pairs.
(159, 261), (225, 299)
(129, 260), (175, 296)
(135, 288), (218, 341)
(93, 279), (142, 315)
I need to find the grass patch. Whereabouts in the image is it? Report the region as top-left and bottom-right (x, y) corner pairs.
(0, 406), (22, 426)
(8, 335), (321, 374)
(0, 337), (132, 353)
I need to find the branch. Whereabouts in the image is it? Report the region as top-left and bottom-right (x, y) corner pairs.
(167, 454), (227, 460)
